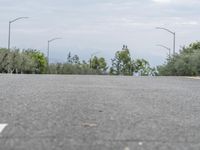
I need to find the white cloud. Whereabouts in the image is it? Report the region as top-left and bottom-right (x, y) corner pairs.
(152, 0), (200, 5)
(152, 0), (171, 3)
(175, 21), (199, 26)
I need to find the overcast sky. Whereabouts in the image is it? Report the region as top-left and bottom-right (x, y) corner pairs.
(0, 0), (200, 66)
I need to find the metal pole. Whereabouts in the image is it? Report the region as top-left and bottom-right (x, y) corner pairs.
(47, 38), (62, 73)
(173, 32), (176, 55)
(156, 27), (176, 55)
(90, 56), (92, 68)
(47, 41), (50, 66)
(47, 41), (50, 73)
(156, 44), (171, 58)
(8, 22), (11, 50)
(8, 17), (29, 50)
(90, 54), (94, 69)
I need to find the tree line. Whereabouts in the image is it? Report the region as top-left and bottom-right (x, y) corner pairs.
(0, 48), (47, 74)
(157, 41), (200, 76)
(0, 45), (156, 75)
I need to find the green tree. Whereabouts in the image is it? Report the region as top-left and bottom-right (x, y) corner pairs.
(72, 55), (80, 64)
(110, 45), (133, 75)
(157, 41), (200, 76)
(0, 48), (9, 73)
(20, 51), (34, 74)
(0, 48), (47, 74)
(134, 59), (157, 76)
(7, 49), (21, 73)
(67, 52), (80, 64)
(90, 56), (107, 73)
(67, 52), (72, 64)
(24, 49), (47, 74)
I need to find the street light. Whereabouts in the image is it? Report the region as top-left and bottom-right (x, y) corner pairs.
(8, 17), (29, 50)
(156, 27), (176, 55)
(47, 37), (62, 66)
(156, 44), (171, 58)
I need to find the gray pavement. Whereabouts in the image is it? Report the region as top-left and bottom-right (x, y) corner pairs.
(0, 75), (200, 150)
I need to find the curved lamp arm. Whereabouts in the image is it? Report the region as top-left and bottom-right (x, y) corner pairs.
(10, 17), (29, 23)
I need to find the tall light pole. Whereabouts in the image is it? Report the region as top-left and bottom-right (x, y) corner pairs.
(8, 17), (29, 50)
(156, 44), (171, 58)
(156, 27), (176, 55)
(47, 37), (62, 66)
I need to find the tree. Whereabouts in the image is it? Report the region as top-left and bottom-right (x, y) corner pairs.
(7, 49), (21, 73)
(110, 45), (133, 75)
(133, 59), (157, 76)
(23, 49), (47, 74)
(72, 55), (80, 64)
(20, 51), (34, 74)
(0, 48), (47, 74)
(98, 57), (107, 72)
(157, 41), (200, 76)
(0, 48), (9, 73)
(67, 52), (80, 65)
(90, 56), (108, 73)
(110, 45), (156, 76)
(66, 52), (72, 64)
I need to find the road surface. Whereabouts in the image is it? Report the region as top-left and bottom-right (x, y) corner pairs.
(0, 75), (200, 150)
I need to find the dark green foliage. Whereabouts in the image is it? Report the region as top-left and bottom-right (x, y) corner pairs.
(90, 56), (108, 73)
(66, 52), (80, 65)
(157, 41), (200, 76)
(0, 48), (47, 74)
(110, 45), (155, 76)
(23, 49), (47, 74)
(110, 45), (133, 75)
(48, 63), (99, 75)
(48, 52), (104, 75)
(0, 48), (9, 72)
(0, 46), (155, 76)
(133, 59), (157, 76)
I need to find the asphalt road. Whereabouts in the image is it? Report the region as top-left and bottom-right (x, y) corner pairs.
(0, 75), (200, 150)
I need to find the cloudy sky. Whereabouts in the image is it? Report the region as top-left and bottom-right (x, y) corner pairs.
(0, 0), (200, 66)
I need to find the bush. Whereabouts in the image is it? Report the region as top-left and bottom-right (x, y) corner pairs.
(157, 41), (200, 76)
